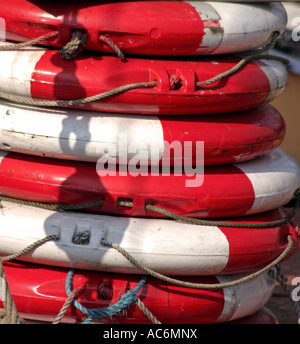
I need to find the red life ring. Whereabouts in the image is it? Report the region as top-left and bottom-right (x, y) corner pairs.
(0, 103), (285, 165)
(0, 149), (299, 218)
(0, 1), (287, 55)
(0, 46), (287, 115)
(0, 202), (297, 276)
(2, 261), (275, 324)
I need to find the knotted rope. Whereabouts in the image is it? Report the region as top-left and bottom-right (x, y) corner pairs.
(64, 269), (147, 324)
(60, 30), (87, 60)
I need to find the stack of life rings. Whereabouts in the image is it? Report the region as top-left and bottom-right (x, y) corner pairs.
(0, 0), (299, 325)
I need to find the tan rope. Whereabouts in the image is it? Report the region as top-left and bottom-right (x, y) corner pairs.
(136, 298), (161, 324)
(0, 81), (157, 107)
(99, 35), (125, 61)
(197, 54), (289, 87)
(101, 235), (295, 290)
(0, 32), (58, 51)
(2, 188), (299, 230)
(0, 261), (25, 324)
(52, 288), (81, 324)
(0, 235), (60, 262)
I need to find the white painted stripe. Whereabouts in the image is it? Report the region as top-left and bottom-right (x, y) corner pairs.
(258, 58), (288, 103)
(0, 201), (230, 275)
(186, 1), (220, 21)
(215, 275), (239, 323)
(186, 1), (222, 54)
(216, 272), (275, 322)
(0, 43), (45, 97)
(236, 149), (300, 215)
(206, 2), (286, 54)
(228, 272), (274, 322)
(0, 101), (165, 163)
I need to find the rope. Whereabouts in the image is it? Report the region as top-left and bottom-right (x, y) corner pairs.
(0, 261), (25, 324)
(0, 234), (60, 324)
(0, 213), (295, 323)
(0, 232), (160, 325)
(0, 235), (60, 262)
(52, 288), (82, 324)
(99, 35), (125, 61)
(0, 32), (58, 51)
(0, 81), (157, 107)
(269, 266), (300, 324)
(136, 298), (161, 324)
(101, 234), (295, 290)
(144, 188), (300, 229)
(0, 195), (105, 211)
(197, 54), (289, 87)
(1, 188), (299, 230)
(60, 30), (87, 60)
(197, 31), (287, 87)
(65, 269), (147, 324)
(145, 204), (295, 229)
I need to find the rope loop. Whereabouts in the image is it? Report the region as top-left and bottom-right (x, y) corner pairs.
(99, 35), (125, 61)
(60, 30), (87, 60)
(65, 269), (147, 324)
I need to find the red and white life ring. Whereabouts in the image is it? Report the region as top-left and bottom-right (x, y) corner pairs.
(0, 1), (286, 55)
(0, 45), (287, 115)
(0, 102), (285, 165)
(1, 261), (275, 324)
(0, 201), (297, 276)
(0, 149), (299, 218)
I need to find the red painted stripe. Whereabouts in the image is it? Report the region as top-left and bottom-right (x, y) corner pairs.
(223, 208), (299, 273)
(0, 151), (255, 218)
(2, 0), (205, 55)
(159, 104), (285, 165)
(202, 20), (221, 28)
